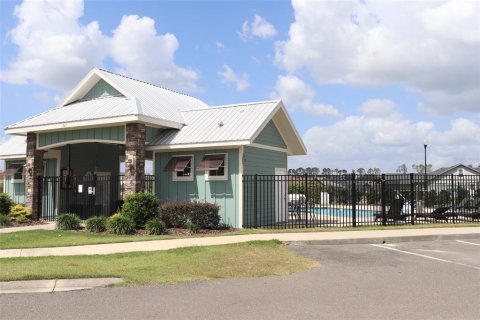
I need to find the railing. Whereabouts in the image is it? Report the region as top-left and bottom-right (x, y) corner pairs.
(39, 175), (156, 221)
(242, 174), (480, 228)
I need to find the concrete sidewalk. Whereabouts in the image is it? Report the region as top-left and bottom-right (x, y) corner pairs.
(0, 222), (55, 234)
(0, 278), (122, 294)
(1, 227), (479, 258)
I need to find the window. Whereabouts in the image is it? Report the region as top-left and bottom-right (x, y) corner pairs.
(197, 154), (228, 181)
(5, 163), (24, 183)
(163, 155), (194, 181)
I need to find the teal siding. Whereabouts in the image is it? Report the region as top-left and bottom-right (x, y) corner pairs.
(3, 160), (26, 204)
(243, 146), (287, 175)
(82, 79), (122, 100)
(39, 126), (125, 148)
(253, 120), (287, 149)
(146, 127), (163, 144)
(155, 149), (239, 227)
(243, 146), (288, 227)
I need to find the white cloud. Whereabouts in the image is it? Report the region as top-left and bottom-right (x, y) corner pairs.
(360, 99), (396, 117)
(0, 0), (107, 91)
(1, 0), (199, 93)
(216, 41), (225, 49)
(275, 0), (480, 114)
(295, 102), (480, 172)
(110, 15), (198, 92)
(239, 14), (277, 41)
(218, 65), (250, 91)
(271, 74), (340, 117)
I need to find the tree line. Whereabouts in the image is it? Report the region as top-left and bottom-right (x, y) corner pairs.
(289, 163), (445, 175)
(288, 167), (381, 175)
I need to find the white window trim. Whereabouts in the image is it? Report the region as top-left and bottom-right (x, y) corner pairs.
(205, 153), (228, 182)
(172, 155), (194, 182)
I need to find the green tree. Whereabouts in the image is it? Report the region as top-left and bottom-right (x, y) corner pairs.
(396, 164), (408, 174)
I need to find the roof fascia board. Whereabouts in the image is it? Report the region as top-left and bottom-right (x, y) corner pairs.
(275, 101), (307, 154)
(0, 155), (26, 160)
(146, 140), (250, 151)
(5, 115), (182, 134)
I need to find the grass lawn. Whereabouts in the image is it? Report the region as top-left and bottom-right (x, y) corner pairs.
(0, 240), (318, 286)
(1, 222), (478, 250)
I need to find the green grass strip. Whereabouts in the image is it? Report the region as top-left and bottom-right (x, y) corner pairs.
(0, 241), (318, 286)
(1, 223), (478, 250)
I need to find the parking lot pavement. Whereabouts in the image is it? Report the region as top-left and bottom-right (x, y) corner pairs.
(1, 239), (479, 320)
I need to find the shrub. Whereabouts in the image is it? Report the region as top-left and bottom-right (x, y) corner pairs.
(56, 213), (81, 230)
(145, 219), (166, 235)
(0, 193), (13, 215)
(159, 201), (190, 228)
(85, 216), (107, 233)
(159, 201), (221, 229)
(121, 192), (159, 229)
(188, 201), (220, 229)
(0, 214), (10, 228)
(108, 213), (135, 235)
(8, 204), (32, 223)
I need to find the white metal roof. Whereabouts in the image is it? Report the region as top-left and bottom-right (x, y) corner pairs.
(96, 69), (208, 123)
(6, 97), (135, 130)
(0, 136), (27, 159)
(5, 68), (209, 133)
(149, 100), (280, 146)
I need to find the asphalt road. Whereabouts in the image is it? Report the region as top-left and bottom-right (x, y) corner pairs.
(1, 238), (479, 320)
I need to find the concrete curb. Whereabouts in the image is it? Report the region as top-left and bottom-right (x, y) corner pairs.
(1, 227), (479, 258)
(0, 278), (122, 294)
(289, 232), (480, 245)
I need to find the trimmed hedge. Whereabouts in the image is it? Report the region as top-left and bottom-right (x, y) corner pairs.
(85, 216), (108, 233)
(121, 192), (159, 229)
(159, 201), (220, 229)
(56, 213), (81, 230)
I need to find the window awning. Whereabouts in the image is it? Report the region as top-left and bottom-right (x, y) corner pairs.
(196, 155), (224, 171)
(4, 164), (23, 176)
(163, 157), (191, 172)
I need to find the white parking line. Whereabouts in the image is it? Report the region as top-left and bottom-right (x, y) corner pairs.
(371, 244), (480, 270)
(456, 240), (480, 246)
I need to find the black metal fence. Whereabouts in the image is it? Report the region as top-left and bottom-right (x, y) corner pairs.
(243, 174), (480, 228)
(39, 175), (155, 221)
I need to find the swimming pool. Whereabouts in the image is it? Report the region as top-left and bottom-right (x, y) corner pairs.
(308, 207), (378, 218)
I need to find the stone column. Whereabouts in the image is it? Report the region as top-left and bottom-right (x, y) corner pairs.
(124, 123), (146, 195)
(24, 132), (44, 220)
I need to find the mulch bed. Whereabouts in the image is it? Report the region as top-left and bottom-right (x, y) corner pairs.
(3, 219), (50, 228)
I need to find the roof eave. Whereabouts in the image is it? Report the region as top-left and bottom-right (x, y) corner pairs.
(5, 115), (183, 134)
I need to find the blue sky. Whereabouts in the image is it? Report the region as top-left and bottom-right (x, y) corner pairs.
(1, 0), (479, 172)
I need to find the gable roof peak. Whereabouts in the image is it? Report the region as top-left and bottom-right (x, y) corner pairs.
(95, 68), (199, 100)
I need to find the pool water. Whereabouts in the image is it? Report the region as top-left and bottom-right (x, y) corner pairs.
(310, 207), (378, 218)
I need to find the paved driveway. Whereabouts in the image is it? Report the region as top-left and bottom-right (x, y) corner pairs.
(1, 239), (479, 320)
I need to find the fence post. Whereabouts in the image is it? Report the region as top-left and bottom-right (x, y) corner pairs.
(304, 173), (309, 228)
(381, 174), (386, 226)
(254, 174), (258, 228)
(37, 176), (43, 220)
(351, 173), (357, 227)
(450, 174), (455, 219)
(410, 173), (415, 225)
